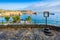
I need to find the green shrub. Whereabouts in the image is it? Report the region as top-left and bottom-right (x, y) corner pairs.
(4, 16), (10, 22)
(26, 16), (31, 22)
(12, 16), (20, 23)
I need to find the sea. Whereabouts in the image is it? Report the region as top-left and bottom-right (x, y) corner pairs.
(0, 12), (60, 27)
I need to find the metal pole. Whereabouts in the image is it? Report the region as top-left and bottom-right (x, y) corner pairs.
(46, 17), (47, 28)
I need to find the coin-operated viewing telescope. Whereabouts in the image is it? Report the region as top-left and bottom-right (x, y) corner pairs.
(43, 11), (49, 17)
(43, 11), (49, 28)
(43, 11), (53, 36)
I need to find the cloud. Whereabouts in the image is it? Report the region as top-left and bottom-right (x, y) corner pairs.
(0, 0), (60, 12)
(24, 0), (60, 12)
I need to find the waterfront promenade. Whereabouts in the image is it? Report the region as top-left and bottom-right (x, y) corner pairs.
(0, 27), (60, 40)
(0, 24), (60, 40)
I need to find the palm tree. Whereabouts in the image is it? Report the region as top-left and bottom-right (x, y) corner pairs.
(26, 16), (31, 23)
(26, 16), (32, 31)
(12, 15), (20, 30)
(4, 16), (10, 23)
(12, 15), (20, 23)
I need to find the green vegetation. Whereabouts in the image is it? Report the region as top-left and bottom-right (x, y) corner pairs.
(26, 16), (32, 22)
(12, 16), (20, 23)
(4, 16), (10, 22)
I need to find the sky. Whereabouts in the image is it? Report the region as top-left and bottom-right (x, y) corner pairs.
(0, 0), (41, 3)
(0, 0), (60, 12)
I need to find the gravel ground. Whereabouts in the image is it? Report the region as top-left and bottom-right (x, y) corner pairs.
(0, 28), (60, 40)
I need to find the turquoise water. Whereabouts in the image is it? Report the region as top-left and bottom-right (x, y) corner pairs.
(0, 13), (60, 26)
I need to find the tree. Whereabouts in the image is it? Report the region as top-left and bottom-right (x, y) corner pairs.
(12, 15), (20, 30)
(12, 15), (20, 23)
(26, 16), (32, 31)
(26, 16), (31, 23)
(4, 16), (10, 23)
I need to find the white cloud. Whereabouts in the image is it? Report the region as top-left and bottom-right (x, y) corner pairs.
(0, 0), (60, 12)
(24, 0), (60, 12)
